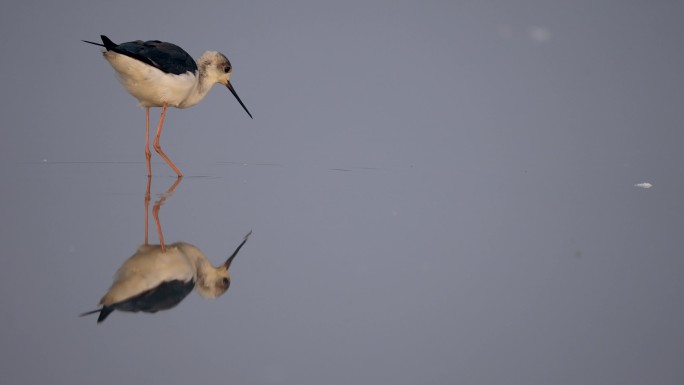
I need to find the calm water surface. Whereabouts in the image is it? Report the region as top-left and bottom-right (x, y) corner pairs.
(2, 1), (684, 383)
(1, 157), (682, 384)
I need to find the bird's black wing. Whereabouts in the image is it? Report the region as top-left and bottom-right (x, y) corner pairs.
(80, 280), (195, 324)
(114, 279), (196, 314)
(99, 35), (198, 75)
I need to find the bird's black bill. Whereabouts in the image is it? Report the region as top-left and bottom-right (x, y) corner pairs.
(226, 81), (253, 119)
(223, 230), (253, 270)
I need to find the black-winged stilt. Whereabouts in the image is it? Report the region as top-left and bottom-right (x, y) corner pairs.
(80, 230), (252, 323)
(83, 35), (252, 176)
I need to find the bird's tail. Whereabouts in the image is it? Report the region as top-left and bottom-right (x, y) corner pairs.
(82, 35), (117, 50)
(79, 307), (114, 324)
(82, 39), (104, 47)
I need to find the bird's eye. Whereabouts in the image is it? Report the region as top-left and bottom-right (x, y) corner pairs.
(222, 277), (230, 285)
(223, 66), (231, 73)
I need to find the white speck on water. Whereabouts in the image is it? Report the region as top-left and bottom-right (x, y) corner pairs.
(528, 26), (551, 42)
(634, 182), (652, 189)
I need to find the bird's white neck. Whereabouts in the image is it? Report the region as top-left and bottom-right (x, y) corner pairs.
(178, 51), (228, 109)
(178, 74), (217, 109)
(177, 243), (227, 298)
(177, 243), (213, 274)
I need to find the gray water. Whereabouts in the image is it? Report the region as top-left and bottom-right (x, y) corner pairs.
(2, 1), (684, 384)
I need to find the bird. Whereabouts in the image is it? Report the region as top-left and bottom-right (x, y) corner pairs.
(80, 230), (252, 323)
(83, 35), (252, 177)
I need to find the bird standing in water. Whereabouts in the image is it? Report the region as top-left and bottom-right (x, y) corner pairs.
(83, 35), (252, 176)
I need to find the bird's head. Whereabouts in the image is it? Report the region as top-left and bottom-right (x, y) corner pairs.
(196, 268), (232, 299)
(195, 230), (252, 299)
(198, 51), (252, 119)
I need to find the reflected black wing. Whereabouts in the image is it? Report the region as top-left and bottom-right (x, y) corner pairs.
(114, 279), (195, 314)
(80, 279), (195, 324)
(97, 35), (198, 75)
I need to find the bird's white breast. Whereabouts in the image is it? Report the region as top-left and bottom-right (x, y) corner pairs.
(104, 52), (198, 108)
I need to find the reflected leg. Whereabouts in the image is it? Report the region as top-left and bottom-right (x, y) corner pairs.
(152, 196), (166, 252)
(144, 175), (151, 245)
(152, 176), (183, 252)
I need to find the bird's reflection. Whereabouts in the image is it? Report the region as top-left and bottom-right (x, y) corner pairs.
(81, 177), (252, 323)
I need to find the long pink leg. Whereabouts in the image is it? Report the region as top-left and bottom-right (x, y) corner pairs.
(153, 103), (183, 177)
(145, 107), (152, 176)
(144, 175), (151, 245)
